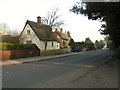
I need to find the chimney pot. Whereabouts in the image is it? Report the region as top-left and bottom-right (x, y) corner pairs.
(55, 28), (58, 32)
(37, 16), (41, 24)
(65, 31), (66, 33)
(60, 28), (63, 33)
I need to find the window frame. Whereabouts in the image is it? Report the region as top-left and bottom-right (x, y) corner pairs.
(27, 30), (30, 34)
(52, 42), (54, 47)
(27, 40), (32, 44)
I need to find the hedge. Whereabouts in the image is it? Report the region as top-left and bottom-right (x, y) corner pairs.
(2, 35), (19, 43)
(40, 48), (71, 56)
(0, 43), (38, 50)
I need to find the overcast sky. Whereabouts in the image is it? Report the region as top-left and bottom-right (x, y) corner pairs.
(0, 0), (105, 42)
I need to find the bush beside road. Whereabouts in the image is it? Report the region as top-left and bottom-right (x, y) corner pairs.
(40, 48), (71, 56)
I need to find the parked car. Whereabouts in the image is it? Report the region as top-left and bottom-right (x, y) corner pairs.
(72, 48), (81, 52)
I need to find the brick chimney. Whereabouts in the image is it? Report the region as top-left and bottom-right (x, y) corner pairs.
(60, 28), (63, 33)
(55, 28), (58, 32)
(65, 31), (66, 34)
(37, 16), (41, 24)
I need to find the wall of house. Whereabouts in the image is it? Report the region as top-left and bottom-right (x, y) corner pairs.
(56, 33), (70, 49)
(19, 24), (46, 51)
(46, 41), (60, 50)
(63, 40), (70, 48)
(19, 24), (60, 51)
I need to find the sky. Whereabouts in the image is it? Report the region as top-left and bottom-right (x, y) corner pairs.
(0, 0), (105, 42)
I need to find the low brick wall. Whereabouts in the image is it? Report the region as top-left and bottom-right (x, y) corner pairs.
(1, 49), (40, 61)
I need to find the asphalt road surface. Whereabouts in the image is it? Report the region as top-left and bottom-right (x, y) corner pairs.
(3, 50), (117, 88)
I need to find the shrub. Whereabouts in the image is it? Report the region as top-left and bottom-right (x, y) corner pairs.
(40, 48), (71, 56)
(0, 43), (38, 50)
(2, 35), (19, 43)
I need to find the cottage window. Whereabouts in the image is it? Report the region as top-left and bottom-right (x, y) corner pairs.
(27, 30), (30, 34)
(52, 42), (53, 47)
(27, 40), (32, 44)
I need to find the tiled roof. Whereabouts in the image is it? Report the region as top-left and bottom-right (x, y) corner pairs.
(57, 31), (69, 40)
(27, 20), (57, 41)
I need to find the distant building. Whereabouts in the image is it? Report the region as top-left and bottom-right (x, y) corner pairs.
(0, 30), (8, 35)
(19, 16), (60, 51)
(0, 35), (19, 43)
(54, 28), (71, 48)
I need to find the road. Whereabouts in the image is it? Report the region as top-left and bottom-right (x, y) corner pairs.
(2, 50), (118, 88)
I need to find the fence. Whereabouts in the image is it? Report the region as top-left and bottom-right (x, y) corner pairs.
(1, 48), (71, 61)
(1, 49), (40, 61)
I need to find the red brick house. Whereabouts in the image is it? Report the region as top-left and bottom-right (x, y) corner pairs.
(55, 28), (71, 49)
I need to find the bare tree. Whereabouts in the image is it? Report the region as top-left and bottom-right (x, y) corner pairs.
(42, 7), (64, 29)
(0, 23), (11, 35)
(11, 28), (21, 36)
(42, 7), (64, 50)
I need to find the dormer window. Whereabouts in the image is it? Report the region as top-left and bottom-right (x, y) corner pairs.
(27, 30), (30, 34)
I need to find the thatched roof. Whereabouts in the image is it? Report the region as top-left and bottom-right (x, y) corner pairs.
(20, 20), (57, 41)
